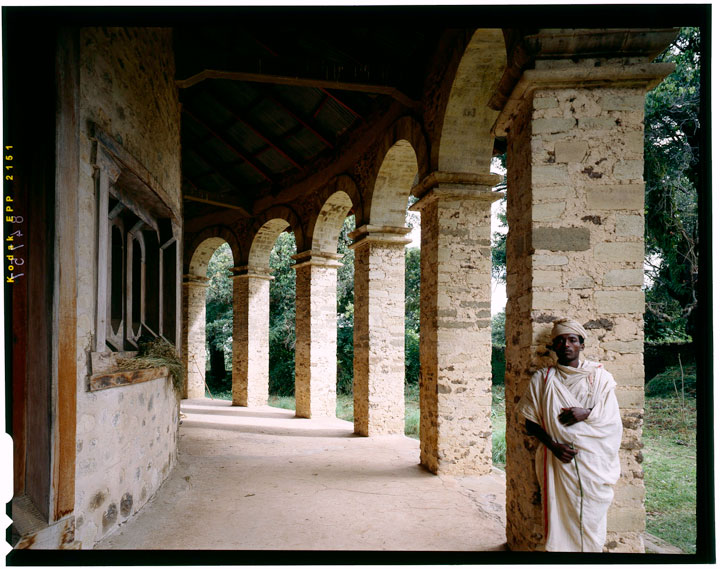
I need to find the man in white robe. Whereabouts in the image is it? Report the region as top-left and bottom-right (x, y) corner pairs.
(517, 318), (623, 552)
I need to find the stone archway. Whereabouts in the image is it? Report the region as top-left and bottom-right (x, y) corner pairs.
(293, 190), (354, 418)
(232, 217), (292, 407)
(351, 139), (418, 436)
(184, 236), (234, 399)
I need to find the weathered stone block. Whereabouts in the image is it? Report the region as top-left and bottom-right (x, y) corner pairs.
(532, 270), (562, 287)
(554, 140), (588, 163)
(625, 131), (645, 154)
(615, 214), (644, 237)
(533, 96), (559, 110)
(607, 507), (646, 532)
(615, 388), (643, 409)
(533, 186), (574, 201)
(533, 117), (576, 134)
(603, 269), (643, 287)
(601, 93), (646, 111)
(613, 160), (644, 180)
(586, 185), (644, 210)
(533, 227), (590, 251)
(532, 254), (568, 266)
(602, 340), (644, 354)
(568, 275), (594, 289)
(532, 165), (568, 186)
(594, 242), (644, 262)
(533, 291), (569, 310)
(532, 202), (565, 222)
(578, 116), (618, 130)
(596, 290), (644, 313)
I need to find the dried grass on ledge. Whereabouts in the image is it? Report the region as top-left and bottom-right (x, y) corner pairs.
(116, 337), (184, 393)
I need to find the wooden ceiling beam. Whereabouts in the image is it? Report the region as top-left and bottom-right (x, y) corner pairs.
(319, 87), (361, 118)
(185, 144), (263, 204)
(205, 87), (304, 170)
(182, 176), (251, 216)
(183, 107), (273, 182)
(176, 68), (419, 109)
(259, 90), (335, 149)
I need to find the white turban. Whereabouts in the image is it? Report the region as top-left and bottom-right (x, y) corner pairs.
(551, 318), (589, 341)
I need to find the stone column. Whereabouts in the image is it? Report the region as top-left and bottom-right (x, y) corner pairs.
(292, 251), (343, 418)
(494, 61), (673, 552)
(182, 275), (209, 399)
(349, 225), (411, 436)
(232, 266), (273, 407)
(410, 172), (501, 474)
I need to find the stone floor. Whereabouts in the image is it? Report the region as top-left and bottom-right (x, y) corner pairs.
(97, 398), (507, 551)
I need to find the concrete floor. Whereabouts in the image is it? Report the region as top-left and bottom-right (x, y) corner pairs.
(97, 398), (507, 551)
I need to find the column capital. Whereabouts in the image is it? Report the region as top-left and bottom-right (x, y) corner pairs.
(291, 249), (343, 270)
(411, 171), (502, 201)
(182, 274), (209, 287)
(492, 62), (675, 137)
(348, 224), (412, 250)
(230, 265), (274, 281)
(410, 172), (504, 212)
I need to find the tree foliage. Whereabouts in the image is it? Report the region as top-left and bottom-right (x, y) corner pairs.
(205, 243), (233, 390)
(268, 231), (297, 395)
(644, 27), (700, 341)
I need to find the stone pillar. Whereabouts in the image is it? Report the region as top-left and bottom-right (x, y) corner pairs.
(410, 172), (502, 474)
(292, 251), (343, 418)
(349, 225), (411, 436)
(494, 61), (674, 552)
(232, 266), (273, 407)
(182, 275), (209, 399)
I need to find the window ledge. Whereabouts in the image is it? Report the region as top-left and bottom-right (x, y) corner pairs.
(89, 365), (170, 392)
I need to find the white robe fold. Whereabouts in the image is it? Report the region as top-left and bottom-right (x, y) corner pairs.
(517, 360), (623, 552)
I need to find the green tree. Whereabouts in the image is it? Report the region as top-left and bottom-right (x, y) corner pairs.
(205, 243), (234, 391)
(644, 27), (700, 341)
(337, 215), (355, 394)
(268, 230), (297, 395)
(404, 246), (421, 385)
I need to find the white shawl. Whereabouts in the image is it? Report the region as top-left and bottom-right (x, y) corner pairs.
(517, 360), (623, 552)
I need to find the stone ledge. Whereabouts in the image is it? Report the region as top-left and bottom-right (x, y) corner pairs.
(89, 366), (169, 392)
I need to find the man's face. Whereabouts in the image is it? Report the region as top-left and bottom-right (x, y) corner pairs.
(551, 333), (584, 366)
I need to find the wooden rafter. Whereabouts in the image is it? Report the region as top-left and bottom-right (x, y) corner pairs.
(259, 90), (335, 149)
(182, 175), (251, 215)
(176, 69), (418, 109)
(205, 87), (304, 170)
(183, 107), (273, 182)
(320, 88), (361, 118)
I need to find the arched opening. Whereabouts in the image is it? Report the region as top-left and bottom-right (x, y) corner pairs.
(235, 217), (294, 407)
(185, 236), (233, 399)
(204, 242), (234, 397)
(353, 138), (418, 436)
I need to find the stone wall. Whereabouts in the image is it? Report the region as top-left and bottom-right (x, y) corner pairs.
(182, 280), (209, 399)
(504, 72), (651, 552)
(74, 27), (181, 548)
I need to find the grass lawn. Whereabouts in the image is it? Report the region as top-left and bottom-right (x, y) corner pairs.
(643, 394), (697, 553)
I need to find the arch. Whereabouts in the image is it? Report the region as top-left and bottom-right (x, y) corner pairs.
(368, 139), (419, 228)
(248, 218), (291, 270)
(436, 28), (506, 174)
(358, 115), (428, 228)
(312, 191), (354, 255)
(185, 225), (241, 276)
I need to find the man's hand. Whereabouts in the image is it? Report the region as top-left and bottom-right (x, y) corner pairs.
(550, 442), (578, 463)
(559, 406), (591, 426)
